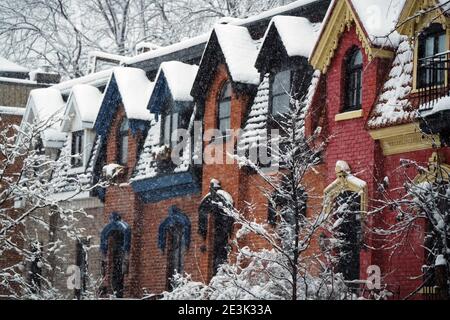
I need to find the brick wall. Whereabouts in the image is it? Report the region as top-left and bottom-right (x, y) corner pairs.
(102, 105), (144, 297)
(322, 24), (394, 287)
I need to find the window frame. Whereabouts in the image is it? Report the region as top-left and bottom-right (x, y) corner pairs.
(344, 48), (363, 112)
(165, 224), (185, 291)
(270, 68), (293, 118)
(71, 130), (84, 168)
(118, 118), (129, 166)
(417, 24), (447, 89)
(217, 81), (232, 140)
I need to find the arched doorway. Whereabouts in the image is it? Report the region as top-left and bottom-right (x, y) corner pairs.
(100, 212), (131, 298)
(199, 180), (234, 277)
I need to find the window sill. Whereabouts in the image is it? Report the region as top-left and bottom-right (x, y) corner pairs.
(335, 110), (363, 122)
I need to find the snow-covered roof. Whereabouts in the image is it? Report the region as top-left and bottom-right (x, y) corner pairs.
(0, 56), (29, 73)
(157, 61), (199, 102)
(263, 16), (320, 58)
(212, 24), (260, 85)
(238, 75), (270, 154)
(71, 85), (103, 124)
(239, 71), (319, 155)
(131, 120), (192, 183)
(231, 0), (322, 26)
(367, 37), (414, 129)
(20, 88), (67, 147)
(125, 34), (209, 66)
(104, 67), (154, 121)
(51, 69), (112, 94)
(28, 88), (65, 121)
(350, 0), (406, 48)
(62, 85), (103, 131)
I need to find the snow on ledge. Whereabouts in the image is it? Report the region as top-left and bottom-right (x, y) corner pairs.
(0, 106), (25, 116)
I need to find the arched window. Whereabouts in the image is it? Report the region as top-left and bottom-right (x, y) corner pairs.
(345, 49), (363, 112)
(118, 118), (129, 166)
(418, 24), (447, 88)
(333, 191), (362, 284)
(217, 82), (232, 138)
(158, 206), (191, 291)
(199, 180), (234, 276)
(323, 161), (367, 289)
(100, 212), (131, 298)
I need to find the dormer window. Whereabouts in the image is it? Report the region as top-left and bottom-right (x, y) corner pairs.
(344, 49), (363, 112)
(71, 130), (84, 167)
(217, 81), (232, 139)
(118, 118), (129, 166)
(418, 24), (447, 88)
(271, 69), (292, 116)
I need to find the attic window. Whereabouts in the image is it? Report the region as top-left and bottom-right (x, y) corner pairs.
(118, 118), (129, 166)
(271, 69), (292, 116)
(217, 81), (232, 139)
(344, 49), (363, 112)
(417, 24), (447, 89)
(71, 130), (84, 168)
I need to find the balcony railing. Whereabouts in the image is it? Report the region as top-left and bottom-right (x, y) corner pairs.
(418, 51), (450, 110)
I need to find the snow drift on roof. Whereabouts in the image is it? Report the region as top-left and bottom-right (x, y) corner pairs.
(108, 67), (154, 121)
(125, 34), (209, 66)
(213, 24), (260, 85)
(232, 0), (321, 26)
(158, 61), (199, 101)
(367, 37), (414, 129)
(70, 84), (103, 124)
(29, 88), (65, 120)
(51, 69), (112, 93)
(0, 56), (29, 73)
(350, 0), (406, 47)
(265, 16), (320, 58)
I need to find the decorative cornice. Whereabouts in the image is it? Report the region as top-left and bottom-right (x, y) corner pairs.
(369, 123), (440, 156)
(309, 0), (394, 73)
(323, 161), (368, 215)
(397, 0), (450, 37)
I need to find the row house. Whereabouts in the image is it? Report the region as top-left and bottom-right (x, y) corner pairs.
(0, 57), (61, 298)
(8, 0), (450, 301)
(307, 0), (450, 299)
(90, 0), (329, 298)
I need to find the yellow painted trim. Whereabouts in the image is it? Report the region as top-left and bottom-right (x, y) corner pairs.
(369, 123), (419, 140)
(412, 25), (450, 92)
(369, 123), (440, 156)
(323, 163), (368, 216)
(309, 0), (394, 73)
(335, 109), (363, 122)
(398, 0), (450, 36)
(414, 152), (450, 184)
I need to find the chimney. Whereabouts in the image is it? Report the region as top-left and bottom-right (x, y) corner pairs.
(135, 42), (161, 55)
(30, 66), (61, 84)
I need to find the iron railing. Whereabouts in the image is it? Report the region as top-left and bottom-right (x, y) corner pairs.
(418, 51), (450, 110)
